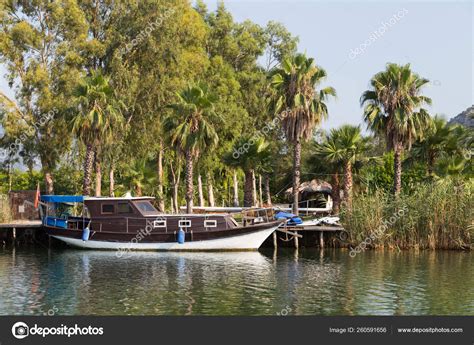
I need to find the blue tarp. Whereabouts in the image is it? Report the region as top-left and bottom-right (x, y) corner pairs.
(274, 211), (303, 225)
(41, 195), (84, 203)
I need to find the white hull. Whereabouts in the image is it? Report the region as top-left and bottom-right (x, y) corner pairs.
(52, 225), (279, 252)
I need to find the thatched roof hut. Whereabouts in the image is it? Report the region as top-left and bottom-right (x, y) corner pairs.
(284, 179), (332, 198)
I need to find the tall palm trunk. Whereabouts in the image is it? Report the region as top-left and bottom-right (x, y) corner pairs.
(393, 143), (403, 195)
(264, 175), (272, 206)
(8, 161), (12, 192)
(136, 185), (142, 197)
(243, 169), (254, 207)
(44, 172), (54, 195)
(251, 170), (257, 206)
(173, 183), (179, 213)
(185, 149), (194, 214)
(82, 143), (94, 196)
(207, 175), (215, 207)
(109, 163), (115, 197)
(331, 173), (341, 214)
(40, 154), (54, 194)
(157, 143), (165, 212)
(427, 151), (435, 177)
(258, 175), (263, 207)
(95, 156), (101, 197)
(197, 174), (205, 207)
(170, 161), (180, 213)
(292, 140), (302, 215)
(343, 161), (353, 208)
(233, 171), (239, 207)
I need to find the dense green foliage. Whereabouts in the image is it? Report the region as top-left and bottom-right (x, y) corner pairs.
(0, 1), (472, 249)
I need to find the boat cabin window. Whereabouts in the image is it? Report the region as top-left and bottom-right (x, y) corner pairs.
(204, 220), (217, 228)
(153, 220), (166, 228)
(118, 202), (134, 214)
(133, 201), (158, 214)
(101, 204), (115, 214)
(178, 220), (191, 228)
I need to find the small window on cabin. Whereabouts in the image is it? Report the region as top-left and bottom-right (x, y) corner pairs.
(153, 220), (166, 228)
(204, 220), (217, 228)
(118, 202), (133, 214)
(101, 204), (115, 214)
(178, 220), (191, 228)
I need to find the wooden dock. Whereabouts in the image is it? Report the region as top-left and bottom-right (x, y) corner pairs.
(274, 224), (346, 249)
(0, 220), (43, 245)
(0, 220), (42, 228)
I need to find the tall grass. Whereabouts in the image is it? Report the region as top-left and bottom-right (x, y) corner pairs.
(340, 178), (473, 250)
(0, 195), (12, 223)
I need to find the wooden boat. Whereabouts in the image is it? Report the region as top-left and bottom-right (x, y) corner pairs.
(39, 195), (284, 251)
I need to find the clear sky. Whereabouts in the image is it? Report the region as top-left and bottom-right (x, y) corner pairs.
(201, 0), (473, 129)
(1, 0), (472, 131)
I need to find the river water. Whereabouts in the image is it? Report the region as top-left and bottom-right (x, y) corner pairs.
(0, 247), (472, 315)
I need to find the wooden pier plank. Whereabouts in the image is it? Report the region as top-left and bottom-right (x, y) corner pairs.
(0, 220), (42, 229)
(287, 225), (345, 232)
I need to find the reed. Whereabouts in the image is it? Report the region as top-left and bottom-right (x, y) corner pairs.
(340, 178), (473, 250)
(0, 195), (12, 223)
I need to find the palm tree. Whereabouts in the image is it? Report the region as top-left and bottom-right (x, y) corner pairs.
(72, 71), (124, 196)
(411, 116), (455, 176)
(120, 158), (156, 196)
(361, 63), (432, 195)
(163, 84), (220, 214)
(270, 53), (336, 214)
(316, 125), (367, 208)
(306, 141), (342, 213)
(223, 136), (271, 207)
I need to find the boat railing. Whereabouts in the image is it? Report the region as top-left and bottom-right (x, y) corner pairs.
(241, 208), (275, 227)
(84, 217), (164, 233)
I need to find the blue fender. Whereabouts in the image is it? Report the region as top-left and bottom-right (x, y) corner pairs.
(82, 227), (90, 241)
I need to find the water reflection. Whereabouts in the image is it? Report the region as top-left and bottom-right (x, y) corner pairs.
(0, 247), (472, 315)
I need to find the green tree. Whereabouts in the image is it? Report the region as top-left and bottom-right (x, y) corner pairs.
(72, 71), (124, 196)
(361, 63), (432, 196)
(316, 125), (367, 208)
(270, 53), (336, 214)
(223, 136), (271, 207)
(411, 115), (456, 176)
(164, 84), (220, 213)
(0, 0), (86, 193)
(119, 158), (156, 197)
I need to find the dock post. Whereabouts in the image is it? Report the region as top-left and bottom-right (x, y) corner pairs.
(12, 227), (16, 246)
(294, 231), (299, 249)
(319, 231), (324, 248)
(273, 232), (277, 249)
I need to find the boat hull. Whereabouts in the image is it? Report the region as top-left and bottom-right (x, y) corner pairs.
(49, 222), (281, 252)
